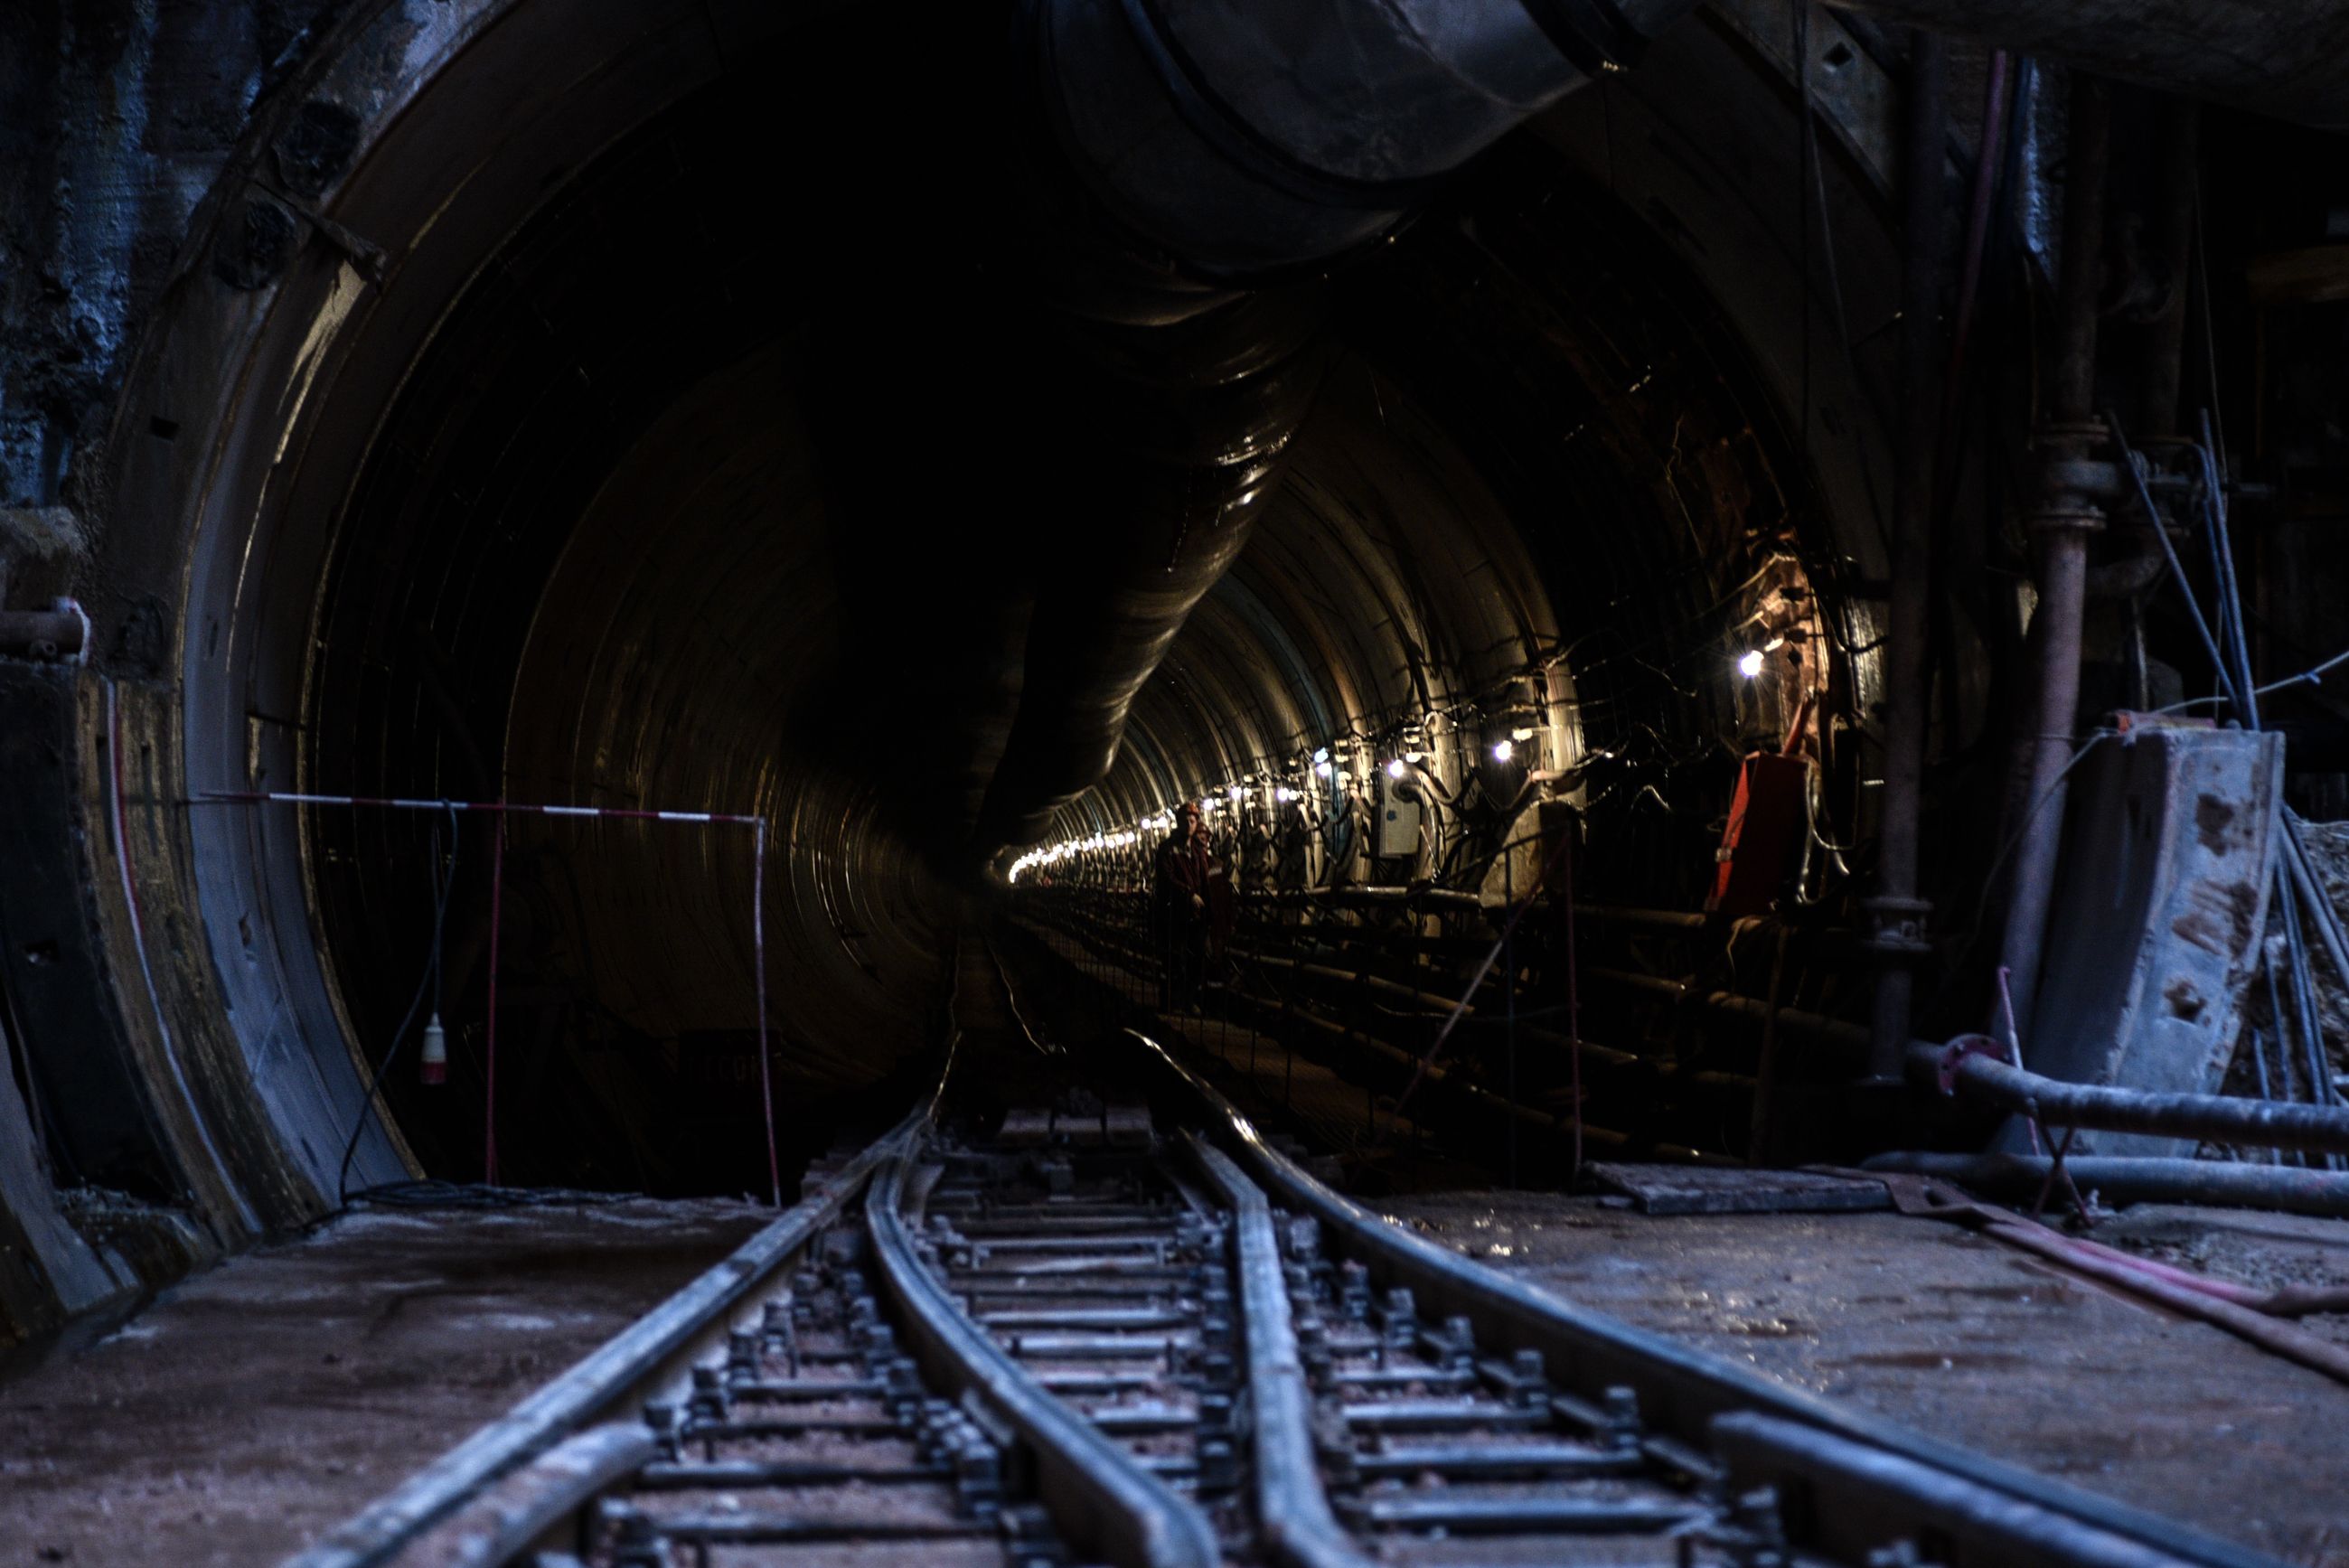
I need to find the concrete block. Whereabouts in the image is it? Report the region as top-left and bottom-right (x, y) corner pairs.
(2019, 721), (2283, 1155)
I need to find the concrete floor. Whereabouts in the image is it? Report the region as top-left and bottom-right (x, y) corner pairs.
(0, 1197), (769, 1567)
(1379, 1190), (2349, 1568)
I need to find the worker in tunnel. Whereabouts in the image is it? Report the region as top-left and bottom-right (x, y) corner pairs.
(1153, 801), (1213, 1011)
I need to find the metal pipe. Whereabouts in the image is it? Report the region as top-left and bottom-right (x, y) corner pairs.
(1863, 1149), (2349, 1218)
(0, 606), (87, 660)
(1865, 30), (1949, 1080)
(1906, 1040), (2349, 1155)
(1996, 74), (2110, 1039)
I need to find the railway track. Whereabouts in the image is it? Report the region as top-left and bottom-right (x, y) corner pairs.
(287, 954), (2288, 1568)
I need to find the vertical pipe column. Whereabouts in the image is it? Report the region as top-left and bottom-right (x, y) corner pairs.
(1866, 31), (1950, 1079)
(1998, 76), (2112, 1039)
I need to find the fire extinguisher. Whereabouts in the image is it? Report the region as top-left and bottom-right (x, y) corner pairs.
(420, 1012), (447, 1084)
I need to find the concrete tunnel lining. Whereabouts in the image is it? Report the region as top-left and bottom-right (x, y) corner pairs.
(55, 0), (1902, 1229)
(12, 8), (2349, 1559)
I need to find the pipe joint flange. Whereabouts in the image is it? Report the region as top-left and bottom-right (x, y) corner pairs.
(1860, 895), (1932, 957)
(1934, 1032), (2008, 1094)
(2026, 504), (2105, 538)
(2039, 453), (2128, 502)
(2037, 418), (2111, 450)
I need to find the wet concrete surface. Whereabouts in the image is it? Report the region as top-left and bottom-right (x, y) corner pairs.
(0, 1197), (769, 1566)
(1377, 1190), (2349, 1567)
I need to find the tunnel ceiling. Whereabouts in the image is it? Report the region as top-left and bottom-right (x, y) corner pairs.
(1071, 141), (1866, 918)
(53, 0), (1903, 1205)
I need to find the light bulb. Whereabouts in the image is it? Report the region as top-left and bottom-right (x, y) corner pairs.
(1314, 760), (1333, 778)
(1491, 738), (1514, 763)
(1386, 758), (1406, 780)
(1737, 649), (1765, 679)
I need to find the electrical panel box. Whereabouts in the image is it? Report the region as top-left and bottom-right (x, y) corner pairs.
(1377, 782), (1422, 858)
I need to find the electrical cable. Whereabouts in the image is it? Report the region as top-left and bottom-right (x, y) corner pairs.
(2106, 411), (2241, 712)
(336, 803), (459, 1205)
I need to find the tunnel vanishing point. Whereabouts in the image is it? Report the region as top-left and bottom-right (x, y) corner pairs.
(8, 0), (2349, 1346)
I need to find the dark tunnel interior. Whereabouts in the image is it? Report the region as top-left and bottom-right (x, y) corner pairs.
(276, 8), (1861, 1197)
(22, 5), (2349, 1556)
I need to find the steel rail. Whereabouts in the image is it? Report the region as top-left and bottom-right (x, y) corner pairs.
(280, 1113), (920, 1568)
(1121, 1028), (2280, 1568)
(1181, 1134), (1370, 1568)
(863, 1141), (1222, 1568)
(1711, 1413), (2209, 1568)
(387, 1425), (657, 1568)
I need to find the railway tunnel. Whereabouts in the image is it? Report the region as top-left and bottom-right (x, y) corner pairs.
(6, 1), (2349, 1563)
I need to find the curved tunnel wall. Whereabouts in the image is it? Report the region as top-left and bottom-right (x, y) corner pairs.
(1046, 119), (1893, 918)
(80, 0), (978, 1216)
(2, 0), (1912, 1292)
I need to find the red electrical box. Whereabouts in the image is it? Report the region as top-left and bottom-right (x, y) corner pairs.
(1706, 751), (1809, 916)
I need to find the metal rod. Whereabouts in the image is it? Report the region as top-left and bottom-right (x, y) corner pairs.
(753, 821), (779, 1207)
(1505, 847), (1517, 1188)
(484, 809), (505, 1187)
(2276, 858), (2342, 1172)
(1909, 1040), (2349, 1154)
(2202, 419), (2260, 729)
(1864, 1149), (2349, 1218)
(1562, 815), (1583, 1181)
(2280, 816), (2349, 1048)
(2259, 931), (2298, 1162)
(2107, 415), (2238, 709)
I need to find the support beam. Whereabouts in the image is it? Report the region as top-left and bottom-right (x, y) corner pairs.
(1865, 29), (1949, 1080)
